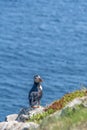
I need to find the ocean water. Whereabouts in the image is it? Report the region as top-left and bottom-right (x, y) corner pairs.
(0, 0), (87, 121)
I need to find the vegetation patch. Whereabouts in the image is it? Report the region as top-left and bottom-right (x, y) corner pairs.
(28, 89), (87, 123)
(29, 108), (54, 123)
(45, 90), (87, 111)
(38, 104), (87, 130)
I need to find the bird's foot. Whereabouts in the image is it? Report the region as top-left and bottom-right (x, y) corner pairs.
(32, 105), (40, 109)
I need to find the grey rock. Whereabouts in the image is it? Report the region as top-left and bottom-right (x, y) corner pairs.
(5, 114), (18, 122)
(2, 96), (87, 130)
(17, 114), (29, 122)
(47, 96), (87, 119)
(65, 96), (87, 108)
(17, 106), (44, 122)
(0, 121), (39, 130)
(82, 96), (87, 107)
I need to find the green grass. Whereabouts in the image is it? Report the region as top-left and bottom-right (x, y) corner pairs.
(28, 89), (87, 123)
(29, 108), (54, 123)
(38, 104), (87, 130)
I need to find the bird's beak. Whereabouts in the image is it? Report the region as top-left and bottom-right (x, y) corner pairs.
(39, 78), (43, 82)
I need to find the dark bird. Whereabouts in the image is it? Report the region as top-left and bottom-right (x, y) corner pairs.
(28, 75), (43, 108)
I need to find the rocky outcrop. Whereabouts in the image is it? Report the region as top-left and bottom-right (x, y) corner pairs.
(5, 114), (18, 122)
(65, 96), (87, 108)
(0, 121), (38, 130)
(36, 96), (87, 130)
(0, 106), (44, 130)
(16, 106), (44, 122)
(1, 93), (87, 130)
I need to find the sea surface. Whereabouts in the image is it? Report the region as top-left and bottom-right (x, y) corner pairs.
(0, 0), (87, 121)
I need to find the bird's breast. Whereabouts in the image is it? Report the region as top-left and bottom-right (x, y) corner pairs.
(38, 85), (42, 91)
(40, 85), (42, 90)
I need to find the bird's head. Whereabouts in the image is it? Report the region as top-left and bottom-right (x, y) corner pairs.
(34, 75), (43, 83)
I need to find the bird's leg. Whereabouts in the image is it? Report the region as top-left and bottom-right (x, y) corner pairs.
(32, 106), (39, 108)
(32, 101), (40, 108)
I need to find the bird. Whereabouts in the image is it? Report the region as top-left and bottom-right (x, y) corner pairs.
(28, 75), (43, 108)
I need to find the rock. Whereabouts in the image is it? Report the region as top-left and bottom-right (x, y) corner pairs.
(17, 114), (29, 122)
(65, 96), (87, 108)
(2, 107), (42, 130)
(2, 106), (44, 130)
(0, 121), (39, 130)
(81, 96), (87, 107)
(1, 95), (87, 130)
(5, 114), (18, 122)
(28, 106), (44, 117)
(66, 98), (82, 108)
(60, 96), (87, 117)
(17, 106), (44, 122)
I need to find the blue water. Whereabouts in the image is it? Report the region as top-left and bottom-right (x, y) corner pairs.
(0, 0), (87, 121)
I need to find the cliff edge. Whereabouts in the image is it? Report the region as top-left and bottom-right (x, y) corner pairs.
(0, 89), (87, 130)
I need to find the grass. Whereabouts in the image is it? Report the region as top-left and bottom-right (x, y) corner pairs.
(29, 108), (54, 123)
(28, 89), (87, 123)
(38, 104), (87, 130)
(46, 90), (87, 111)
